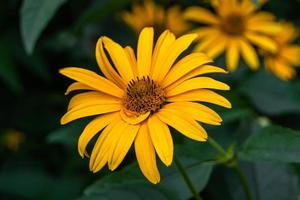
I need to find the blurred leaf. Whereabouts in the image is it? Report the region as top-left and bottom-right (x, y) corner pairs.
(0, 40), (23, 94)
(73, 0), (134, 34)
(20, 0), (67, 54)
(252, 162), (299, 200)
(80, 156), (213, 200)
(47, 120), (86, 148)
(239, 70), (300, 115)
(238, 125), (300, 162)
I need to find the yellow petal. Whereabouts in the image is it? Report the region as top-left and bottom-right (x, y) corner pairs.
(281, 46), (300, 66)
(157, 108), (207, 141)
(102, 37), (134, 83)
(108, 123), (140, 171)
(137, 27), (154, 77)
(166, 77), (230, 97)
(247, 22), (282, 35)
(151, 30), (176, 79)
(90, 118), (121, 172)
(61, 103), (121, 125)
(65, 82), (94, 95)
(238, 39), (259, 70)
(161, 53), (212, 88)
(148, 115), (173, 166)
(156, 33), (198, 82)
(167, 65), (228, 91)
(240, 0), (256, 14)
(124, 46), (138, 77)
(205, 35), (228, 59)
(245, 32), (277, 53)
(193, 30), (220, 52)
(68, 91), (120, 111)
(226, 40), (240, 71)
(96, 37), (126, 89)
(77, 112), (118, 157)
(59, 67), (124, 97)
(184, 6), (219, 24)
(163, 102), (222, 125)
(120, 109), (150, 125)
(167, 89), (232, 108)
(135, 123), (160, 184)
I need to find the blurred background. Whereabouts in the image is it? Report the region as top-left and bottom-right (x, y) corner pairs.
(1, 0), (300, 200)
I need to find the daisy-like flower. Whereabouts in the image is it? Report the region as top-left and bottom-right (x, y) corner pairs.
(263, 23), (300, 80)
(60, 27), (231, 184)
(184, 0), (281, 71)
(122, 0), (189, 36)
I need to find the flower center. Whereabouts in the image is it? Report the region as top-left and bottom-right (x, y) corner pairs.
(123, 76), (165, 114)
(221, 14), (245, 36)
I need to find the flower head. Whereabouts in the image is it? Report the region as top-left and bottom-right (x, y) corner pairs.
(263, 23), (300, 80)
(185, 0), (281, 71)
(122, 0), (189, 36)
(60, 27), (231, 184)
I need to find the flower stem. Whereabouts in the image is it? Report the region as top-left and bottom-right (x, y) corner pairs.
(207, 137), (252, 200)
(174, 155), (203, 200)
(232, 165), (253, 200)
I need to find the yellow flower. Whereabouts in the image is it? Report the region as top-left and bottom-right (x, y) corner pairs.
(263, 23), (300, 80)
(122, 0), (189, 36)
(60, 27), (231, 184)
(1, 129), (25, 152)
(184, 0), (281, 71)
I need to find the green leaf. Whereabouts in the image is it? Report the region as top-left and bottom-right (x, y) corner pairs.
(20, 0), (67, 54)
(238, 125), (300, 162)
(239, 70), (300, 115)
(80, 156), (213, 200)
(0, 40), (23, 94)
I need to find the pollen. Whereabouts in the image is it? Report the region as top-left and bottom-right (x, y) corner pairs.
(221, 14), (245, 36)
(123, 76), (165, 114)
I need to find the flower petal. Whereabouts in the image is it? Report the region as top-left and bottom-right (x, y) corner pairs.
(166, 77), (230, 97)
(90, 117), (121, 172)
(108, 123), (140, 171)
(59, 67), (124, 97)
(96, 37), (126, 88)
(161, 52), (212, 88)
(135, 123), (160, 184)
(156, 33), (198, 82)
(102, 37), (134, 83)
(151, 30), (176, 80)
(77, 112), (118, 157)
(163, 102), (222, 125)
(61, 103), (121, 125)
(167, 89), (232, 108)
(245, 32), (277, 53)
(120, 109), (150, 125)
(157, 108), (207, 141)
(65, 82), (94, 95)
(124, 46), (138, 77)
(68, 91), (120, 110)
(238, 39), (259, 70)
(137, 27), (154, 76)
(148, 115), (173, 166)
(184, 6), (219, 24)
(226, 40), (240, 71)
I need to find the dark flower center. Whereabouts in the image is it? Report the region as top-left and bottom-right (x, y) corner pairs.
(123, 76), (165, 114)
(221, 14), (245, 36)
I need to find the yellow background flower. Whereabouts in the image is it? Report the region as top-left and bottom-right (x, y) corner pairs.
(185, 0), (281, 71)
(60, 27), (231, 184)
(263, 23), (300, 80)
(122, 0), (189, 36)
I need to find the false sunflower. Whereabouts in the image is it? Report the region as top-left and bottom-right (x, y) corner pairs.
(60, 27), (231, 184)
(263, 23), (300, 80)
(184, 0), (281, 71)
(122, 0), (189, 36)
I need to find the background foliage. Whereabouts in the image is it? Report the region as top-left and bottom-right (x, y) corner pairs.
(1, 0), (300, 199)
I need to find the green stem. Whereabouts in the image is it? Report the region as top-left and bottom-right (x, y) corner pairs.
(232, 165), (253, 200)
(174, 155), (203, 200)
(207, 136), (252, 200)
